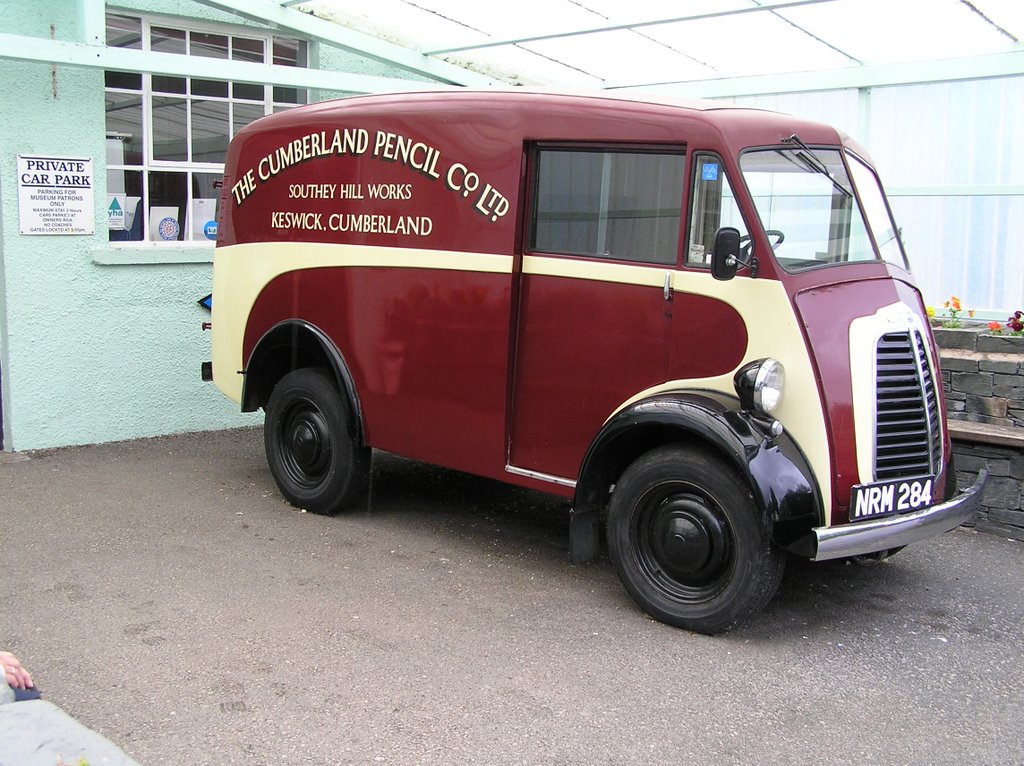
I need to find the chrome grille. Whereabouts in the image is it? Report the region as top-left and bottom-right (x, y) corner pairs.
(874, 331), (941, 480)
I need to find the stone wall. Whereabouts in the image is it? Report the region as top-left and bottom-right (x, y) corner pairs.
(934, 328), (1024, 428)
(933, 327), (1024, 540)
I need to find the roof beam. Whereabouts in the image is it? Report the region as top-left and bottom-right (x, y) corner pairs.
(424, 0), (838, 55)
(887, 184), (1024, 197)
(610, 47), (1024, 95)
(0, 32), (452, 94)
(194, 0), (496, 85)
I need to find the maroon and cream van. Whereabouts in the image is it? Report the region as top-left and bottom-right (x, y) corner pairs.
(209, 90), (986, 633)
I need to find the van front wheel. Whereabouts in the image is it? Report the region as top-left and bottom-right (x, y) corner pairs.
(607, 445), (784, 634)
(264, 368), (370, 515)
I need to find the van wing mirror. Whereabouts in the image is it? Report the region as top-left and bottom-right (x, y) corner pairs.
(711, 227), (741, 281)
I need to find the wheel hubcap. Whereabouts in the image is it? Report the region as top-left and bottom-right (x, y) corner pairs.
(631, 483), (735, 603)
(649, 496), (729, 585)
(283, 405), (331, 484)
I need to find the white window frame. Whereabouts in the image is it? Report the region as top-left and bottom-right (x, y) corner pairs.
(104, 13), (307, 246)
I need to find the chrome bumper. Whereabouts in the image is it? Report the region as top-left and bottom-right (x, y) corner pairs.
(812, 468), (988, 561)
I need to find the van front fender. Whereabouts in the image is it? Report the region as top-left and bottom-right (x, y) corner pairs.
(570, 392), (823, 563)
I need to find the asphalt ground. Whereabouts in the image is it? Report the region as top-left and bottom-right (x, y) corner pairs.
(1, 427), (1021, 766)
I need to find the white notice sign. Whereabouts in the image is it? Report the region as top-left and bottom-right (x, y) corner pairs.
(18, 154), (95, 235)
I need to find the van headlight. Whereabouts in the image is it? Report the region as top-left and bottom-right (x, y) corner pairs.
(734, 358), (785, 415)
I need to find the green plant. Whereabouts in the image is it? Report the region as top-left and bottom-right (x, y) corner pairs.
(942, 295), (974, 328)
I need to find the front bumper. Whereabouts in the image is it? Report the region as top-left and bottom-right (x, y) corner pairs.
(812, 468), (988, 561)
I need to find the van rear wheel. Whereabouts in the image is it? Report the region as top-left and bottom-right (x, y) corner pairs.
(607, 445), (784, 634)
(264, 368), (370, 515)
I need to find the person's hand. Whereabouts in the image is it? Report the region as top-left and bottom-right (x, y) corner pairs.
(0, 651), (34, 690)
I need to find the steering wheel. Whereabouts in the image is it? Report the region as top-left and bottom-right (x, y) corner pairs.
(738, 229), (785, 258)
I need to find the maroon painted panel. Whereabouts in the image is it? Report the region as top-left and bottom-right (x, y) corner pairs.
(219, 91), (845, 257)
(221, 117), (521, 256)
(510, 272), (669, 478)
(244, 267), (513, 480)
(793, 275), (933, 524)
(509, 273), (746, 480)
(668, 291), (748, 379)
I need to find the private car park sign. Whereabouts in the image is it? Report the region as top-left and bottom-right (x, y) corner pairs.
(17, 155), (94, 235)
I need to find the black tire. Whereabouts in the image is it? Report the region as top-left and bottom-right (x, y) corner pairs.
(607, 444), (785, 634)
(264, 368), (370, 515)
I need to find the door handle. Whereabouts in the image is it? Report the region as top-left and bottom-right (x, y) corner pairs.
(663, 271), (673, 301)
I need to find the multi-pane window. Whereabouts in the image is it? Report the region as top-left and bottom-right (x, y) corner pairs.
(104, 14), (307, 243)
(530, 147), (685, 265)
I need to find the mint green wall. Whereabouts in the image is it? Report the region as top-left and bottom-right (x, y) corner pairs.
(0, 1), (436, 451)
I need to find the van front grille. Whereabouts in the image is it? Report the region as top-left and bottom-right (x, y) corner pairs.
(874, 331), (941, 480)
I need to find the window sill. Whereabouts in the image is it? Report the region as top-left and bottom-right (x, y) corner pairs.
(92, 243), (215, 265)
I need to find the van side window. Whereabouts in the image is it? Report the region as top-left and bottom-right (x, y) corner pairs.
(530, 148), (684, 265)
(687, 155), (748, 266)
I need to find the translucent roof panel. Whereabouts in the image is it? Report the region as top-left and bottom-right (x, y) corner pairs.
(293, 0), (1024, 88)
(779, 0), (1017, 65)
(639, 12), (857, 80)
(522, 29), (719, 85)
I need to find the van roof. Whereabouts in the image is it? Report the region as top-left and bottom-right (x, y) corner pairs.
(342, 87), (740, 111)
(305, 87), (777, 117)
(252, 88), (852, 150)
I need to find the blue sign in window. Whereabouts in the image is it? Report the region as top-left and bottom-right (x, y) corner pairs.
(702, 163), (720, 181)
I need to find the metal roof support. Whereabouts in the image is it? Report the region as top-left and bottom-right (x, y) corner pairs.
(194, 0), (496, 85)
(857, 87), (871, 146)
(612, 48), (1024, 95)
(424, 0), (839, 55)
(0, 31), (451, 94)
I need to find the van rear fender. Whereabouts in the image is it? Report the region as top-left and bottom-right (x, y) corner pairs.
(571, 391), (823, 562)
(242, 320), (363, 441)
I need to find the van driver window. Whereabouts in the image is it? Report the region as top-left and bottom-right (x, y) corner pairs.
(687, 155), (748, 266)
(530, 148), (684, 265)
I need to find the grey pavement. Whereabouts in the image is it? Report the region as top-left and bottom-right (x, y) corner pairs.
(0, 697), (140, 765)
(0, 427), (1022, 765)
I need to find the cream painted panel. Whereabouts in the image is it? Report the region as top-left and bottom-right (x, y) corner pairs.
(849, 302), (938, 485)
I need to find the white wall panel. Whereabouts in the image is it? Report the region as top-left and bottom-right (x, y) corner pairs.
(727, 78), (1024, 314)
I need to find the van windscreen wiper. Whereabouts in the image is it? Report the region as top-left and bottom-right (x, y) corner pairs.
(782, 134), (853, 198)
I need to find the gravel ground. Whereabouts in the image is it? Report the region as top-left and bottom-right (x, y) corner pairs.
(1, 427), (1021, 765)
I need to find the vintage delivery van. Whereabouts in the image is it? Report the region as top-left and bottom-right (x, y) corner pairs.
(209, 90), (987, 633)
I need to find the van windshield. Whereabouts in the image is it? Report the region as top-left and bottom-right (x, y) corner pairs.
(739, 147), (907, 273)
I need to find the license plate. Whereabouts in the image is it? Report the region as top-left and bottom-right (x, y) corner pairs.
(850, 476), (934, 521)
